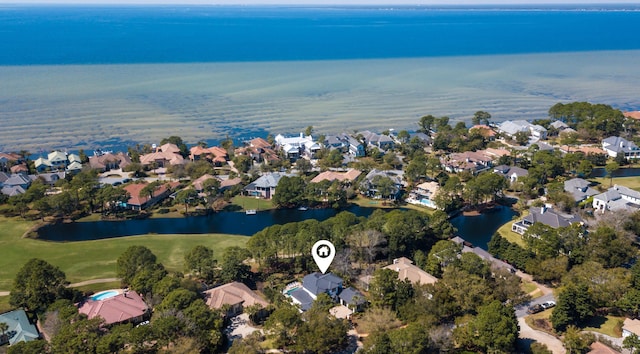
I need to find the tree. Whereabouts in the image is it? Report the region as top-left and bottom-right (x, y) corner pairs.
(551, 283), (593, 332)
(233, 155), (252, 173)
(50, 316), (104, 353)
(0, 321), (8, 344)
(7, 340), (48, 354)
(562, 325), (594, 354)
(220, 246), (252, 283)
(425, 240), (462, 277)
(10, 258), (69, 313)
(473, 111), (491, 125)
(116, 246), (158, 286)
(514, 131), (530, 145)
(175, 188), (198, 214)
(304, 125), (314, 136)
(296, 158), (312, 174)
(466, 300), (519, 353)
(272, 176), (307, 208)
(419, 115), (436, 133)
(184, 245), (217, 281)
(605, 161), (620, 187)
(624, 333), (640, 354)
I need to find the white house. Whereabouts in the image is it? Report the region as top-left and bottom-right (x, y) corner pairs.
(275, 133), (321, 161)
(497, 120), (547, 140)
(593, 184), (640, 213)
(601, 136), (640, 160)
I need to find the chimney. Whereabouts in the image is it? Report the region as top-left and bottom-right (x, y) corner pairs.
(540, 206), (546, 214)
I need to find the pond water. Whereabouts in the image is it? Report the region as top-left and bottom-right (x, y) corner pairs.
(449, 206), (518, 250)
(590, 167), (640, 178)
(37, 205), (376, 241)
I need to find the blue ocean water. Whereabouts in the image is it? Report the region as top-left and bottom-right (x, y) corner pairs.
(1, 5), (640, 65)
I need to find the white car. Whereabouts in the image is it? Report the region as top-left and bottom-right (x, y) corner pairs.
(541, 301), (556, 309)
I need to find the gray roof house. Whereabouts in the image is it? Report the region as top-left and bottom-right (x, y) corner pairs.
(360, 169), (404, 200)
(564, 178), (599, 202)
(512, 206), (583, 235)
(338, 287), (366, 312)
(593, 184), (640, 213)
(342, 134), (365, 157)
(0, 309), (40, 346)
(497, 120), (547, 140)
(493, 165), (529, 184)
(550, 120), (570, 130)
(360, 130), (395, 150)
(602, 136), (640, 159)
(289, 272), (344, 311)
(243, 172), (291, 199)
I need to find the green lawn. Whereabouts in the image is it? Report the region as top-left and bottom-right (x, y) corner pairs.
(0, 295), (13, 313)
(231, 196), (275, 211)
(497, 210), (527, 248)
(590, 176), (640, 192)
(584, 315), (624, 338)
(72, 281), (123, 294)
(0, 216), (248, 292)
(350, 196), (398, 209)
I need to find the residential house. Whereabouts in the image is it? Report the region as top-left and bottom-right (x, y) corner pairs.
(602, 136), (640, 160)
(249, 137), (272, 150)
(139, 143), (185, 167)
(593, 184), (640, 213)
(384, 257), (438, 285)
(0, 309), (40, 346)
(406, 181), (440, 209)
(37, 171), (66, 186)
(235, 141), (281, 165)
(359, 130), (395, 150)
(77, 290), (149, 326)
(493, 165), (528, 184)
(10, 164), (28, 174)
(564, 178), (598, 202)
(34, 151), (80, 172)
(288, 272), (344, 311)
(511, 206), (583, 235)
(203, 282), (269, 317)
(342, 134), (366, 157)
(360, 169), (404, 200)
(310, 169), (361, 184)
(623, 111), (640, 120)
(122, 181), (180, 210)
(408, 132), (433, 146)
(338, 287), (366, 313)
(275, 133), (321, 161)
(88, 152), (132, 172)
(189, 146), (228, 166)
(550, 120), (570, 131)
(470, 125), (497, 140)
(442, 151), (493, 174)
(497, 120), (547, 140)
(0, 152), (22, 172)
(243, 172), (290, 199)
(192, 174), (242, 194)
(323, 135), (347, 152)
(623, 318), (640, 338)
(558, 145), (607, 155)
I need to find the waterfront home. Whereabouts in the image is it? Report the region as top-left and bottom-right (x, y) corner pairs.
(384, 257), (438, 285)
(0, 309), (40, 346)
(342, 133), (366, 157)
(406, 181), (440, 209)
(88, 152), (132, 172)
(558, 144), (607, 155)
(204, 282), (269, 318)
(623, 318), (640, 338)
(360, 169), (404, 200)
(442, 151), (493, 174)
(243, 172), (291, 199)
(624, 111), (640, 120)
(310, 169), (361, 184)
(601, 136), (640, 160)
(470, 125), (497, 140)
(497, 120), (547, 140)
(564, 178), (598, 202)
(189, 146), (228, 166)
(275, 133), (321, 161)
(323, 135), (347, 152)
(36, 171), (66, 186)
(234, 143), (281, 165)
(493, 165), (528, 184)
(77, 290), (149, 326)
(511, 206), (582, 235)
(359, 130), (395, 150)
(139, 143), (185, 167)
(122, 181), (180, 210)
(34, 151), (80, 172)
(0, 152), (22, 172)
(593, 184), (640, 214)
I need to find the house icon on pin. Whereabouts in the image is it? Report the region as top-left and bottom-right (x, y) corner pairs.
(317, 245), (331, 258)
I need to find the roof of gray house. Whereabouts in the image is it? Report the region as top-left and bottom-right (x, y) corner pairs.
(3, 174), (31, 187)
(302, 272), (343, 297)
(290, 288), (314, 311)
(0, 309), (40, 345)
(523, 206), (582, 229)
(338, 287), (366, 306)
(594, 189), (621, 202)
(603, 136), (640, 153)
(364, 169), (404, 184)
(251, 172), (291, 189)
(341, 133), (363, 147)
(614, 184), (640, 200)
(410, 132), (432, 143)
(0, 172), (9, 184)
(498, 120), (530, 135)
(550, 120), (570, 130)
(1, 185), (25, 196)
(564, 178), (599, 201)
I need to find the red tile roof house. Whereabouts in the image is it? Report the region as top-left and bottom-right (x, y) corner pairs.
(189, 146), (228, 166)
(77, 290), (150, 326)
(139, 143), (185, 168)
(88, 152), (132, 172)
(122, 181), (181, 211)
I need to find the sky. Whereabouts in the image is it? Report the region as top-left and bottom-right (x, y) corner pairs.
(2, 0), (639, 4)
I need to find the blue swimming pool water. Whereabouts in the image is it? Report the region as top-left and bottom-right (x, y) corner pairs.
(91, 290), (119, 301)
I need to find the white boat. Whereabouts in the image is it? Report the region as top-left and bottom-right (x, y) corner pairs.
(297, 206), (308, 211)
(245, 209), (257, 215)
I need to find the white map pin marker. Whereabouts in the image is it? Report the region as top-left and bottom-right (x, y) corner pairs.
(312, 240), (335, 274)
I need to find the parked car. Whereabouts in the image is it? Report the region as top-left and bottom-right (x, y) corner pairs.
(541, 301), (556, 309)
(527, 304), (544, 314)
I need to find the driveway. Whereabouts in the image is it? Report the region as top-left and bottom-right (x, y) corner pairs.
(224, 313), (262, 343)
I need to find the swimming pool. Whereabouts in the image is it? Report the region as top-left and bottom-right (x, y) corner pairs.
(90, 290), (119, 301)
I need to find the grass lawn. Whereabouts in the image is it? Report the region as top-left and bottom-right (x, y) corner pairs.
(497, 210), (527, 248)
(590, 176), (640, 192)
(231, 196), (274, 211)
(0, 216), (248, 292)
(350, 196), (398, 209)
(72, 281), (123, 294)
(0, 296), (13, 313)
(584, 315), (624, 338)
(525, 309), (555, 335)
